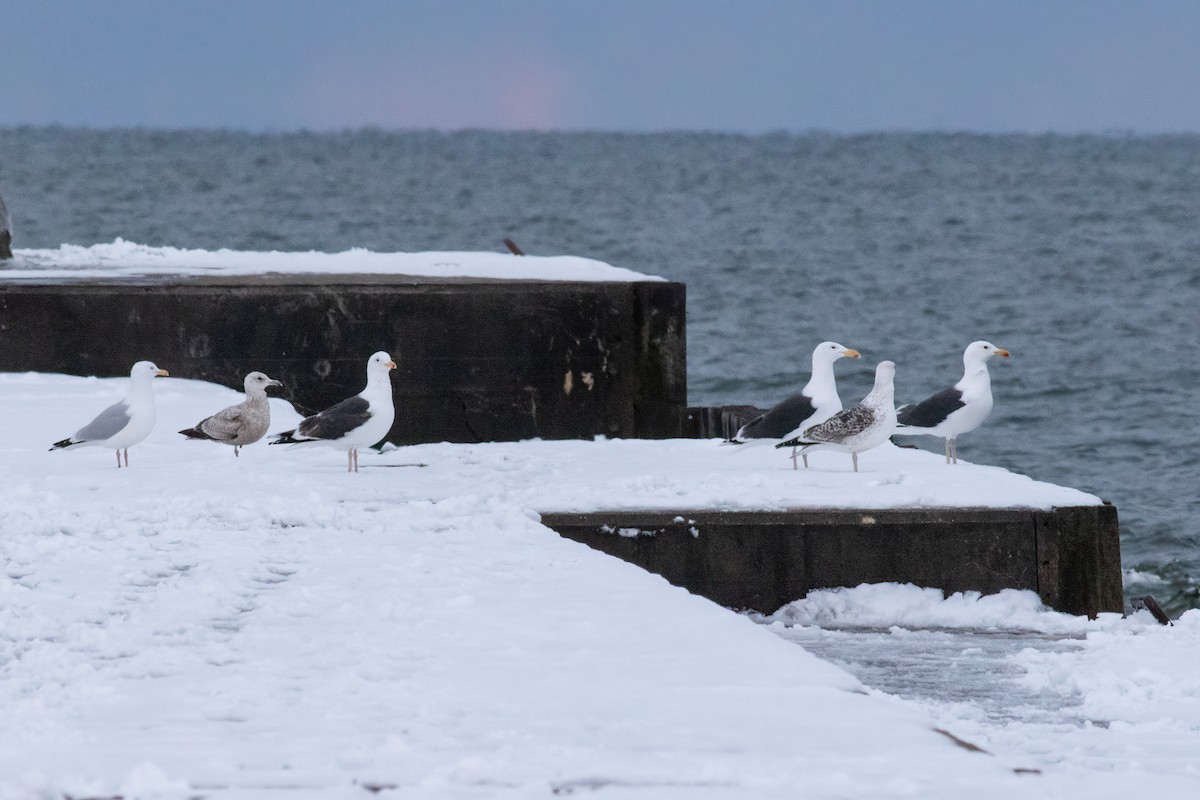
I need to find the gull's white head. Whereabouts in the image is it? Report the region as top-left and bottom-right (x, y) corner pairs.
(813, 341), (861, 363)
(368, 351), (398, 372)
(874, 360), (896, 385)
(245, 371), (283, 392)
(131, 360), (169, 379)
(965, 340), (1010, 364)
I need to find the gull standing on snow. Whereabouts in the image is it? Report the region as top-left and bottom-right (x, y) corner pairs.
(49, 360), (170, 467)
(179, 371), (283, 457)
(893, 340), (1010, 464)
(270, 351), (396, 472)
(777, 360), (897, 473)
(729, 341), (861, 469)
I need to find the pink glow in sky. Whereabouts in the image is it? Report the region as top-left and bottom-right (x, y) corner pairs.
(307, 52), (570, 130)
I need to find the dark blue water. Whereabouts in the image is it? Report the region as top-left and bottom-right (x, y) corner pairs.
(2, 128), (1198, 610)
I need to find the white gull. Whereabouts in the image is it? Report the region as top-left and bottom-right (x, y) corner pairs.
(49, 360), (169, 467)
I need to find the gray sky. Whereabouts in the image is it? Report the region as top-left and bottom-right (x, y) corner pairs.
(4, 0), (1200, 133)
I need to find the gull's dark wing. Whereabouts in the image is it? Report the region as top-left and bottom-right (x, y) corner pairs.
(897, 388), (964, 429)
(736, 393), (818, 440)
(297, 396), (372, 441)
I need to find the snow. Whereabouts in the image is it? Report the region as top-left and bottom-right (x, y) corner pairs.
(0, 240), (664, 283)
(764, 585), (1200, 798)
(770, 583), (1102, 635)
(1, 372), (1196, 798)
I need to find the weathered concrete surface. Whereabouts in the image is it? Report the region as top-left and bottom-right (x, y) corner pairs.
(681, 405), (765, 440)
(0, 274), (686, 443)
(541, 504), (1122, 617)
(1035, 504), (1124, 617)
(0, 190), (11, 260)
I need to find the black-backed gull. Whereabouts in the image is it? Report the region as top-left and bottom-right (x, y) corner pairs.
(894, 340), (1009, 464)
(270, 351), (396, 472)
(729, 341), (860, 468)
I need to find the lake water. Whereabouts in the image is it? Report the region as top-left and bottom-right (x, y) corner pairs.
(1, 127), (1197, 611)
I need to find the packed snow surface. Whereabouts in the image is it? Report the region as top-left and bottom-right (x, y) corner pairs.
(2, 372), (1196, 799)
(765, 585), (1200, 799)
(0, 239), (664, 282)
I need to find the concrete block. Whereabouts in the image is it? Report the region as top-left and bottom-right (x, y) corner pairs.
(0, 274), (687, 443)
(1035, 503), (1123, 619)
(541, 507), (1122, 617)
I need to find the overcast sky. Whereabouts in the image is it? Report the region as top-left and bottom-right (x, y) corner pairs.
(4, 0), (1200, 133)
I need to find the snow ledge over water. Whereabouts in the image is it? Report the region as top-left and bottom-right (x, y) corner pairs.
(0, 239), (665, 282)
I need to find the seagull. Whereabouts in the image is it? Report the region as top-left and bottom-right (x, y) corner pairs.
(777, 360), (897, 473)
(179, 371), (283, 457)
(729, 341), (861, 468)
(49, 360), (169, 467)
(269, 351), (396, 472)
(893, 340), (1010, 464)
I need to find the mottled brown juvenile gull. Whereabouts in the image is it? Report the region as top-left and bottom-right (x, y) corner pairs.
(728, 341), (860, 469)
(270, 351), (396, 472)
(894, 340), (1010, 464)
(49, 360), (169, 467)
(179, 371), (283, 457)
(777, 360), (897, 473)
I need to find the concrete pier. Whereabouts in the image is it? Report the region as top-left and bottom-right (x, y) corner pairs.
(1, 266), (1125, 614)
(541, 504), (1123, 617)
(0, 273), (686, 443)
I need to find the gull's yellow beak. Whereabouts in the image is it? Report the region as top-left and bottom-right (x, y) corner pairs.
(995, 348), (1010, 358)
(843, 349), (861, 358)
(156, 369), (170, 377)
(385, 361), (397, 369)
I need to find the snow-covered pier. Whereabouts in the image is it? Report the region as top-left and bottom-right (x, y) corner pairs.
(0, 243), (686, 443)
(0, 244), (1126, 621)
(0, 356), (1149, 797)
